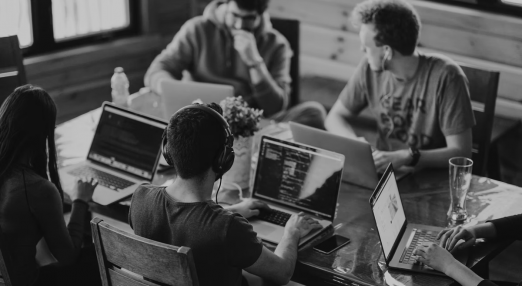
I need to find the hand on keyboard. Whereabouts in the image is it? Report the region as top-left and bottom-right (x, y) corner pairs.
(70, 177), (98, 203)
(285, 212), (322, 239)
(413, 242), (456, 274)
(228, 199), (270, 219)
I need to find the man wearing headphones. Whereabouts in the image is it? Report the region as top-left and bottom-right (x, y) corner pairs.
(325, 0), (475, 173)
(128, 103), (321, 286)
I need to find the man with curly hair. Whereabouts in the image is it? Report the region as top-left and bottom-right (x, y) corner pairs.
(326, 0), (475, 172)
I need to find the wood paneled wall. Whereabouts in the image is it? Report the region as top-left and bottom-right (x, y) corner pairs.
(267, 0), (522, 120)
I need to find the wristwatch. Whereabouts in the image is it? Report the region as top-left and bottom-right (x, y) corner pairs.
(407, 147), (421, 166)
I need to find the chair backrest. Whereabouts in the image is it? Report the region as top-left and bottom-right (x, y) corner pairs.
(0, 36), (27, 105)
(91, 217), (199, 286)
(271, 18), (300, 108)
(0, 224), (14, 286)
(459, 63), (500, 177)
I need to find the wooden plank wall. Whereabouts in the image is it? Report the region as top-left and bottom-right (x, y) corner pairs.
(23, 0), (192, 123)
(267, 0), (522, 120)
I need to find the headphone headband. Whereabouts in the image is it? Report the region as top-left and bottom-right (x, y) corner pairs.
(161, 103), (235, 180)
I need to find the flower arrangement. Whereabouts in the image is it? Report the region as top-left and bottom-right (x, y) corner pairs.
(220, 96), (263, 138)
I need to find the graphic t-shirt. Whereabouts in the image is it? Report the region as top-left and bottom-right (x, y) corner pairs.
(129, 184), (263, 286)
(340, 52), (475, 151)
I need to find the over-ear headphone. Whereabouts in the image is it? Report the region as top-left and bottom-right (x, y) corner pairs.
(161, 104), (235, 180)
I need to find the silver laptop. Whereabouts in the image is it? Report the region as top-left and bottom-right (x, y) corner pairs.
(290, 121), (378, 189)
(60, 102), (167, 205)
(249, 136), (345, 247)
(159, 79), (234, 120)
(369, 164), (469, 275)
(290, 122), (410, 190)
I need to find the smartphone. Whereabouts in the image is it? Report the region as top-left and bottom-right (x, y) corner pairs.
(313, 235), (350, 254)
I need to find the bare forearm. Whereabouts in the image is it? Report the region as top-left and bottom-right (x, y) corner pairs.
(273, 231), (300, 283)
(416, 146), (470, 169)
(325, 113), (358, 138)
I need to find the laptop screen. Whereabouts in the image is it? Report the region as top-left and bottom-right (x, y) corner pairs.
(370, 166), (406, 260)
(88, 104), (166, 180)
(252, 136), (344, 220)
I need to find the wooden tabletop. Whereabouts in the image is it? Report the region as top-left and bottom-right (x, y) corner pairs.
(56, 104), (522, 286)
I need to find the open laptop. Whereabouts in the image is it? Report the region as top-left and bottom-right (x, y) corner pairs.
(369, 164), (468, 275)
(249, 136), (345, 246)
(60, 102), (167, 205)
(289, 121), (410, 190)
(158, 79), (234, 120)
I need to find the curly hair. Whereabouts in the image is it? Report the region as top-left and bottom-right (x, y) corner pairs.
(229, 0), (270, 14)
(351, 0), (421, 56)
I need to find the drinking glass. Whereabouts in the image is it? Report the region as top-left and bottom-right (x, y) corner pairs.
(448, 157), (473, 224)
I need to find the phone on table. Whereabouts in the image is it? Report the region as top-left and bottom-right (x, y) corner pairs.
(313, 235), (350, 254)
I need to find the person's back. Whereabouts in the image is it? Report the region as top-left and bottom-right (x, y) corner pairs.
(0, 85), (99, 286)
(129, 185), (262, 286)
(129, 102), (321, 286)
(0, 167), (49, 285)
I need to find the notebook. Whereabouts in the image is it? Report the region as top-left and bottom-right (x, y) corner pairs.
(59, 102), (167, 205)
(369, 163), (469, 275)
(248, 136), (345, 246)
(158, 79), (234, 120)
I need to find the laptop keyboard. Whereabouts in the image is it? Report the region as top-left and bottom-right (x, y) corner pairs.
(68, 166), (134, 191)
(257, 209), (292, 226)
(399, 229), (439, 264)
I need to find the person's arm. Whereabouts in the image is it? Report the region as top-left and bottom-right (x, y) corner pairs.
(325, 99), (360, 138)
(32, 178), (96, 266)
(489, 214), (522, 240)
(224, 198), (270, 219)
(144, 20), (196, 94)
(373, 128), (472, 172)
(232, 30), (291, 117)
(244, 212), (322, 284)
(325, 59), (368, 138)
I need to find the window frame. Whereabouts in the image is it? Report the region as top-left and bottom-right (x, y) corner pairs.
(22, 0), (141, 57)
(426, 0), (522, 17)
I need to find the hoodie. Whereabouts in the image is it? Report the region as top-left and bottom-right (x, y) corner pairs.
(144, 0), (293, 117)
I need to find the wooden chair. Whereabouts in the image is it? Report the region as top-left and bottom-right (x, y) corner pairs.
(460, 64), (500, 177)
(91, 217), (199, 286)
(0, 225), (15, 286)
(271, 18), (300, 108)
(0, 36), (27, 105)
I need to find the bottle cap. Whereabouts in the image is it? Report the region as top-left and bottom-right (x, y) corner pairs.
(114, 67), (124, 73)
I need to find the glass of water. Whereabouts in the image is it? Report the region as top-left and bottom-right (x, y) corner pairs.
(448, 157), (473, 225)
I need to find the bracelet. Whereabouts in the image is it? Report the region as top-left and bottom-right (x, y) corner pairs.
(407, 147), (421, 167)
(247, 59), (264, 69)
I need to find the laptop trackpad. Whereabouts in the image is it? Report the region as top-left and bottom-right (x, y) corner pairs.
(252, 222), (280, 236)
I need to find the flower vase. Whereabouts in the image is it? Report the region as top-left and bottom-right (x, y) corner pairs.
(222, 135), (253, 191)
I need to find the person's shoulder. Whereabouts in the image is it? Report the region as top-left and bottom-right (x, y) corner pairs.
(421, 52), (464, 78)
(131, 184), (164, 202)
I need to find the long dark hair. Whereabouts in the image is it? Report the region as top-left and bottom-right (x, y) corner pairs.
(0, 85), (63, 199)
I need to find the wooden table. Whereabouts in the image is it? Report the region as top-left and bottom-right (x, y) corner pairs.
(56, 106), (522, 286)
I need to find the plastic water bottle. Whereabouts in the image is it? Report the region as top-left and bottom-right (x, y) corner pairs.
(111, 67), (129, 107)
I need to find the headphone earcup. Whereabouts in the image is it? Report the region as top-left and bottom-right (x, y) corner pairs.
(212, 146), (235, 179)
(162, 135), (174, 166)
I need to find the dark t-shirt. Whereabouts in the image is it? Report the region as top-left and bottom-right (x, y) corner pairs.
(128, 184), (263, 286)
(340, 52), (475, 151)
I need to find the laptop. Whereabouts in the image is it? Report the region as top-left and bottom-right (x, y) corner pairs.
(289, 121), (410, 190)
(158, 79), (234, 120)
(59, 102), (167, 205)
(369, 164), (468, 275)
(249, 136), (345, 246)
